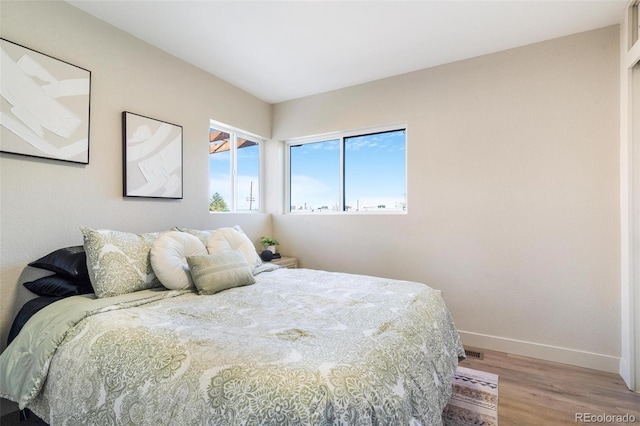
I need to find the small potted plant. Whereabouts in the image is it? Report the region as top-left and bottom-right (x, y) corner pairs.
(260, 237), (279, 254)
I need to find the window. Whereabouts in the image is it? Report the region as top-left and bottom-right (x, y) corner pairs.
(209, 122), (262, 212)
(287, 126), (406, 213)
(290, 139), (340, 211)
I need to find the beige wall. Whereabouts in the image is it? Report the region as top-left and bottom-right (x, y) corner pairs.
(0, 0), (272, 351)
(270, 26), (621, 371)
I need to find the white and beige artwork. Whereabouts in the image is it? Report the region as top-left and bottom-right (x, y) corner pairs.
(123, 111), (183, 199)
(0, 38), (91, 164)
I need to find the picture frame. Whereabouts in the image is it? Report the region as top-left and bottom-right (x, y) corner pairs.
(0, 38), (91, 164)
(122, 111), (183, 199)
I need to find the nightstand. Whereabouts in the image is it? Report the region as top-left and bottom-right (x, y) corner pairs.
(270, 256), (298, 269)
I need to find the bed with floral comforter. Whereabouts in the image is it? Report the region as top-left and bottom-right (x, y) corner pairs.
(0, 268), (464, 425)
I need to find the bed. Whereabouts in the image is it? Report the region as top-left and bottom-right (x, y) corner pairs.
(0, 227), (465, 425)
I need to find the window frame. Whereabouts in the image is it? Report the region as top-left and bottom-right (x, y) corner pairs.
(284, 123), (408, 214)
(209, 119), (265, 213)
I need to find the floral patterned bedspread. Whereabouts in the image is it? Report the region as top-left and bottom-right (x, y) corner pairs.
(2, 268), (464, 425)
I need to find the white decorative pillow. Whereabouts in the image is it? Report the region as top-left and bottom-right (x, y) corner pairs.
(187, 250), (256, 295)
(173, 227), (215, 246)
(151, 231), (207, 290)
(81, 227), (162, 298)
(206, 227), (262, 269)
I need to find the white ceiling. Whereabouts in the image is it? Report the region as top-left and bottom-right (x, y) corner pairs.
(66, 0), (626, 104)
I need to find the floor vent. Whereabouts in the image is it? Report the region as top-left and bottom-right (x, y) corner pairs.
(464, 349), (484, 360)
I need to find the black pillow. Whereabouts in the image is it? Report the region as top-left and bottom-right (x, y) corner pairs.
(28, 246), (89, 280)
(23, 274), (94, 297)
(8, 296), (64, 345)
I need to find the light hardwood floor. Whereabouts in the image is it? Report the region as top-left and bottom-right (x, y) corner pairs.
(460, 347), (640, 425)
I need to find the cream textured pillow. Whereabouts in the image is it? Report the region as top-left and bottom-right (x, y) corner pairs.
(151, 231), (207, 290)
(187, 251), (256, 295)
(206, 227), (262, 269)
(81, 227), (162, 298)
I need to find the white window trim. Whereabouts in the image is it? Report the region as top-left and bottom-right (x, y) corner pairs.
(209, 119), (265, 213)
(284, 123), (408, 215)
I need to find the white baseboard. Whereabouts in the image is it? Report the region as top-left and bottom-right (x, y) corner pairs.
(459, 330), (620, 374)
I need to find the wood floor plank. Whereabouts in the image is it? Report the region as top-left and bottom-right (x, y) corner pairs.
(460, 347), (640, 425)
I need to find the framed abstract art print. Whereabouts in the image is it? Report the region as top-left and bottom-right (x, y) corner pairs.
(122, 111), (183, 199)
(0, 38), (91, 164)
